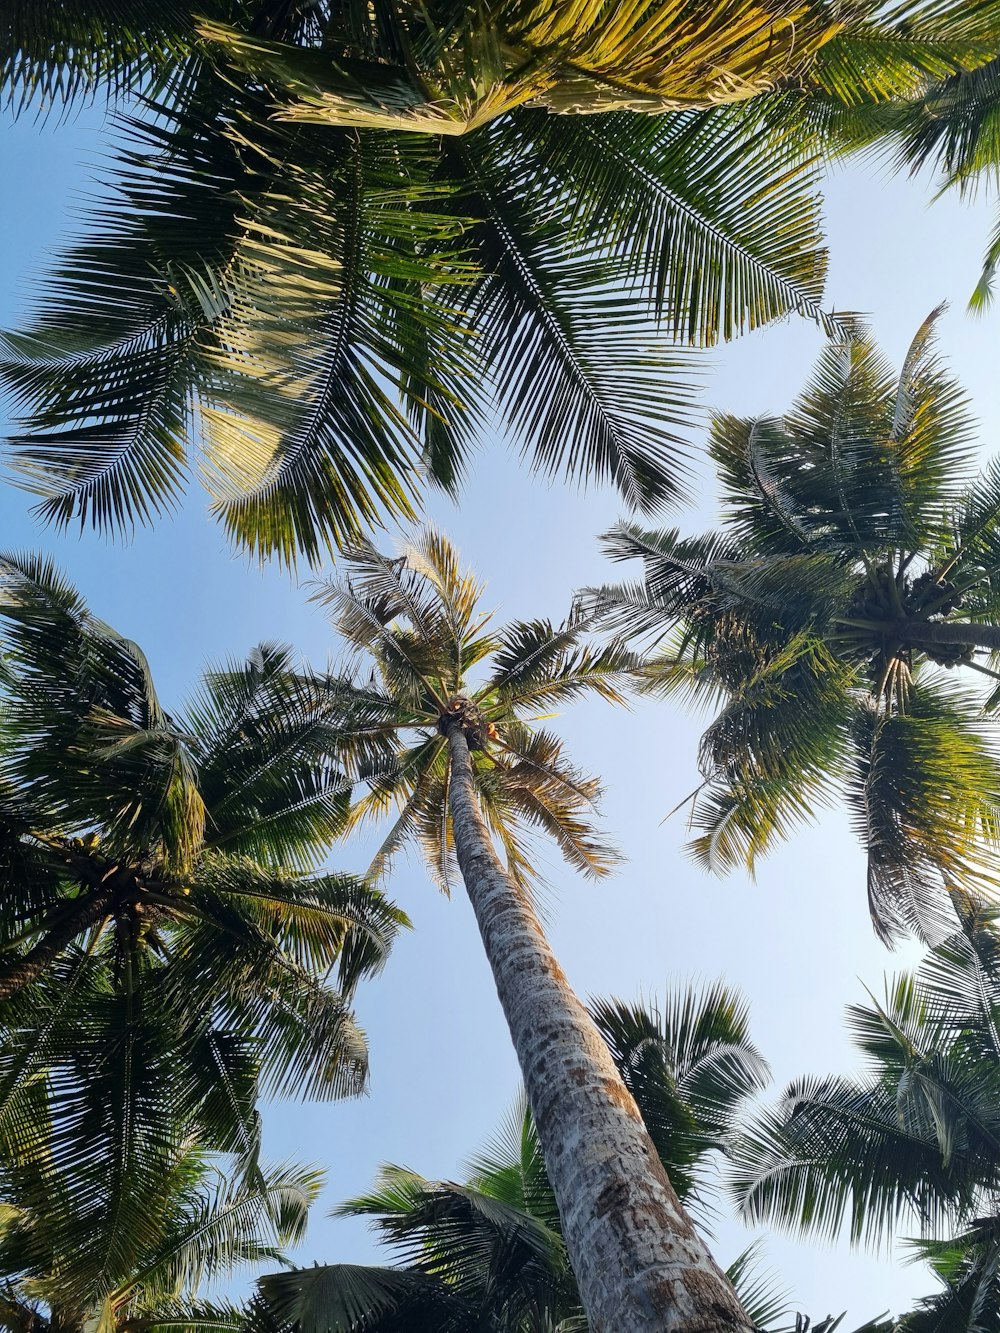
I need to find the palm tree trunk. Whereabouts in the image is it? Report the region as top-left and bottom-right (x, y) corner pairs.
(897, 620), (1000, 651)
(444, 723), (753, 1333)
(0, 889), (114, 1000)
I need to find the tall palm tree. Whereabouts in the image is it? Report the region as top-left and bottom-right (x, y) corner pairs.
(257, 983), (779, 1333)
(4, 0), (993, 562)
(588, 314), (1000, 943)
(0, 1126), (321, 1333)
(314, 529), (754, 1331)
(728, 895), (1000, 1332)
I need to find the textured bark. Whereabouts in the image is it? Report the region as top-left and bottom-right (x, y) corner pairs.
(445, 724), (754, 1333)
(0, 888), (114, 999)
(896, 619), (1000, 651)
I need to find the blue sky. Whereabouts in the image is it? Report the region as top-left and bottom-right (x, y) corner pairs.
(3, 103), (1000, 1322)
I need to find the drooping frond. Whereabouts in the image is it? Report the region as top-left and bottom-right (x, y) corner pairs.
(687, 634), (852, 874)
(432, 121), (702, 513)
(532, 106), (835, 341)
(730, 1068), (971, 1248)
(482, 723), (621, 882)
(0, 0), (204, 116)
(846, 684), (1000, 943)
(117, 1158), (322, 1309)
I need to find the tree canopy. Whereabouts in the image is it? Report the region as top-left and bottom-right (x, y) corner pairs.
(5, 0), (997, 561)
(589, 314), (1000, 942)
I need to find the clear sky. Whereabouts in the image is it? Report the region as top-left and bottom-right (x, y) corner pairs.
(3, 103), (999, 1323)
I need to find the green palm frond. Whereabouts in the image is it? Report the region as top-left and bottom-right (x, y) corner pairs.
(486, 614), (640, 711)
(534, 106), (835, 340)
(730, 1069), (970, 1248)
(686, 635), (852, 874)
(435, 122), (703, 513)
(590, 983), (769, 1213)
(465, 1093), (560, 1230)
(337, 1163), (570, 1320)
(35, 989), (189, 1305)
(725, 1242), (794, 1332)
(188, 646), (354, 872)
(970, 197), (1000, 311)
(0, 0), (205, 115)
(0, 1120), (320, 1332)
(847, 683), (1000, 943)
(202, 130), (477, 565)
(258, 1262), (467, 1333)
(187, 857), (407, 992)
(901, 1217), (1000, 1332)
(118, 1160), (321, 1308)
(898, 55), (1000, 185)
(483, 724), (621, 881)
(712, 318), (977, 558)
(730, 914), (1000, 1253)
(123, 1299), (250, 1333)
(810, 0), (1000, 108)
(725, 904), (1000, 1332)
(0, 550), (205, 867)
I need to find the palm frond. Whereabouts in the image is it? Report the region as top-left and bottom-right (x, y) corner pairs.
(846, 684), (1000, 944)
(0, 0), (203, 116)
(436, 122), (702, 513)
(532, 106), (835, 340)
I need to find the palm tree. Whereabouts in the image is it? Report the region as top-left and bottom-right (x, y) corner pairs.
(312, 530), (755, 1331)
(4, 0), (992, 562)
(728, 894), (1000, 1332)
(588, 314), (1000, 943)
(0, 1124), (321, 1333)
(0, 551), (406, 1257)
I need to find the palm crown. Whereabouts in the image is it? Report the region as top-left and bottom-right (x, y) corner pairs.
(730, 896), (1000, 1332)
(6, 1), (994, 562)
(0, 552), (406, 1259)
(315, 530), (639, 895)
(591, 314), (1000, 942)
(0, 549), (404, 1005)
